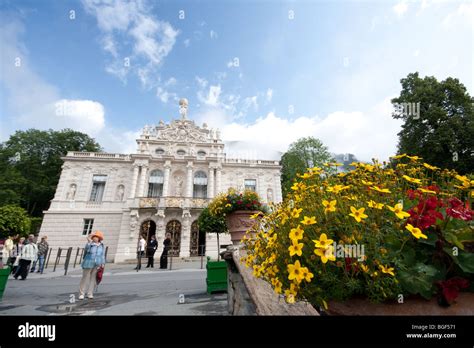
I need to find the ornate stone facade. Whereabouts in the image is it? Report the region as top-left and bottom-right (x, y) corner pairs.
(39, 102), (282, 262)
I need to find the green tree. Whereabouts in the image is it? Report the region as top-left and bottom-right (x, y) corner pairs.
(198, 207), (228, 260)
(0, 129), (102, 217)
(281, 137), (333, 197)
(0, 205), (31, 239)
(392, 72), (474, 173)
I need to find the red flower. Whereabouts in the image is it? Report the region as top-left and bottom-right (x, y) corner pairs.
(237, 200), (243, 205)
(446, 199), (473, 221)
(407, 195), (444, 230)
(437, 277), (469, 305)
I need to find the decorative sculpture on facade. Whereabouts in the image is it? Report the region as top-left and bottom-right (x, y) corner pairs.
(115, 185), (125, 201)
(66, 184), (76, 200)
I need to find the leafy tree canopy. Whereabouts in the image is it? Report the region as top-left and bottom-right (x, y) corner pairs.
(0, 205), (31, 239)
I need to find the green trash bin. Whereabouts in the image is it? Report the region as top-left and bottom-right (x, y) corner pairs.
(206, 259), (227, 294)
(0, 266), (11, 300)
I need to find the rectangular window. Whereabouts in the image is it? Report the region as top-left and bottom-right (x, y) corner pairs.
(244, 179), (257, 192)
(89, 175), (107, 202)
(193, 185), (207, 199)
(148, 183), (163, 197)
(82, 219), (94, 235)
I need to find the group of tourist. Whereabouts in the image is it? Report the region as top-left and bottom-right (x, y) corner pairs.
(135, 233), (172, 270)
(2, 234), (49, 280)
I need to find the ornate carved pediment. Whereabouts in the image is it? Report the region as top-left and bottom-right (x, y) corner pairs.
(157, 120), (210, 143)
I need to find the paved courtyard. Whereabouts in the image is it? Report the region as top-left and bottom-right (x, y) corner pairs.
(0, 263), (228, 316)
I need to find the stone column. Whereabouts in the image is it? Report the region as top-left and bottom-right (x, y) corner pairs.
(208, 166), (215, 199)
(137, 164), (149, 198)
(215, 166), (222, 195)
(162, 162), (171, 197)
(275, 173), (283, 203)
(129, 164), (140, 199)
(180, 210), (191, 257)
(186, 161), (193, 198)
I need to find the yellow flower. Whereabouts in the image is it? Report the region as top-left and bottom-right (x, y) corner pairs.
(360, 264), (369, 273)
(349, 206), (368, 222)
(391, 153), (407, 159)
(288, 240), (304, 256)
(402, 175), (422, 185)
(405, 223), (428, 239)
(298, 172), (314, 179)
(287, 260), (305, 283)
(314, 245), (336, 263)
(379, 264), (395, 276)
(253, 265), (264, 277)
(417, 188), (437, 194)
(289, 225), (304, 241)
(367, 200), (384, 209)
(327, 185), (350, 194)
(407, 155), (421, 162)
(387, 203), (411, 219)
(312, 233), (334, 249)
(423, 163), (439, 170)
(301, 268), (314, 282)
(291, 208), (303, 218)
(371, 186), (391, 193)
(301, 216), (317, 225)
(249, 212), (261, 219)
(322, 199), (337, 213)
(361, 180), (374, 186)
(272, 278), (282, 294)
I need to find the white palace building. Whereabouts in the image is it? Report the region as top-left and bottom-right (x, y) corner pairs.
(38, 99), (282, 262)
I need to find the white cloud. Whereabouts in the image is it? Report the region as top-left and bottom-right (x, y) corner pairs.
(183, 38), (190, 47)
(215, 97), (402, 162)
(393, 0), (408, 17)
(82, 0), (179, 88)
(165, 77), (177, 86)
(195, 76), (208, 89)
(210, 30), (218, 39)
(156, 86), (177, 104)
(0, 17), (137, 154)
(198, 85), (222, 107)
(442, 2), (474, 28)
(266, 88), (273, 102)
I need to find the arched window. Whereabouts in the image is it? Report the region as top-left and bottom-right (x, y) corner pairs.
(148, 170), (164, 197)
(193, 171), (207, 198)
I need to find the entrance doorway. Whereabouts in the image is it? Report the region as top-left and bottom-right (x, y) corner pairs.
(166, 220), (181, 257)
(190, 220), (203, 256)
(140, 220), (156, 244)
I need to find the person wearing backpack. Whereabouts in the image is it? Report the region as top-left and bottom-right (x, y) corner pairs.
(79, 231), (106, 300)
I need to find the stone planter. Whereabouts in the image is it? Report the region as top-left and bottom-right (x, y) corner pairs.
(323, 293), (474, 315)
(0, 267), (11, 300)
(225, 210), (261, 245)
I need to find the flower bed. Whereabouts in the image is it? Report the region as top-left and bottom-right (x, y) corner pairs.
(242, 155), (474, 311)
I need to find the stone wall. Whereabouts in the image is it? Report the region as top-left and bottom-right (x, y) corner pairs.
(222, 246), (319, 316)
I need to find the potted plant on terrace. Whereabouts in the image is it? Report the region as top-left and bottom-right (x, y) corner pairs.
(198, 207), (228, 294)
(242, 156), (474, 314)
(208, 188), (267, 245)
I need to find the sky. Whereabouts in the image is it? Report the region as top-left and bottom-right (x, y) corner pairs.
(0, 0), (472, 162)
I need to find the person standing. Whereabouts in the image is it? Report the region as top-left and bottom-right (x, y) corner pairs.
(14, 235), (38, 280)
(160, 233), (172, 269)
(146, 235), (158, 268)
(135, 235), (146, 270)
(31, 236), (49, 273)
(11, 236), (25, 275)
(79, 231), (106, 300)
(3, 235), (13, 266)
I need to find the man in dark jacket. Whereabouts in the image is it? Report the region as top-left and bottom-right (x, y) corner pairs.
(31, 236), (49, 273)
(146, 235), (158, 268)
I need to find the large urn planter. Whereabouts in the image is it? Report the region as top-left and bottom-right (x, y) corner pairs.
(0, 267), (11, 300)
(322, 293), (474, 315)
(225, 210), (261, 245)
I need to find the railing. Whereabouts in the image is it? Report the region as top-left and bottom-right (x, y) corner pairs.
(225, 158), (280, 165)
(44, 246), (109, 276)
(66, 151), (131, 160)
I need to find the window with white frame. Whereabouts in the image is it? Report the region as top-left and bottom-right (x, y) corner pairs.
(82, 219), (94, 235)
(148, 170), (164, 197)
(245, 179), (257, 192)
(89, 175), (107, 202)
(193, 171), (208, 198)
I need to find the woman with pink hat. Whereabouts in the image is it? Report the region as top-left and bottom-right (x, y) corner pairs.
(78, 231), (106, 300)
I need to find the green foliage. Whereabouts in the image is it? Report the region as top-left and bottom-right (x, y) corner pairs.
(281, 137), (333, 197)
(0, 205), (31, 238)
(0, 128), (102, 217)
(208, 188), (267, 217)
(197, 207), (228, 235)
(392, 72), (474, 174)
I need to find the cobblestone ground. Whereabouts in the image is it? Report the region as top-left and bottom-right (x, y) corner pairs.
(0, 263), (228, 316)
